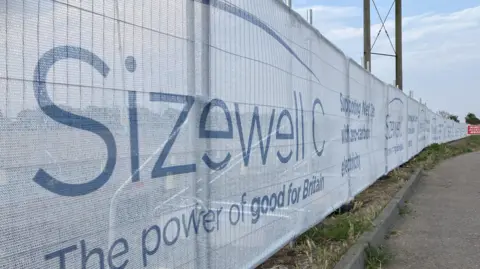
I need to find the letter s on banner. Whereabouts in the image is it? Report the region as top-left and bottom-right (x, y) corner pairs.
(33, 46), (117, 196)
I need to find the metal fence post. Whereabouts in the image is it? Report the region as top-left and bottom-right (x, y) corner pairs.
(186, 1), (202, 268)
(200, 2), (212, 268)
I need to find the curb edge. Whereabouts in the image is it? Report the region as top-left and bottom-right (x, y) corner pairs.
(332, 168), (424, 269)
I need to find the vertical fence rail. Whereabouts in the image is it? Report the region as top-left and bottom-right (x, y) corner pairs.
(186, 1), (201, 268)
(200, 1), (212, 268)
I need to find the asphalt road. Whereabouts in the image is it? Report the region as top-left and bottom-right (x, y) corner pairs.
(386, 152), (480, 269)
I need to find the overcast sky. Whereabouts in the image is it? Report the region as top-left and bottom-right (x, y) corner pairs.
(293, 0), (480, 121)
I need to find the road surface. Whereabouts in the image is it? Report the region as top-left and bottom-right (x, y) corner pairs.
(386, 152), (480, 269)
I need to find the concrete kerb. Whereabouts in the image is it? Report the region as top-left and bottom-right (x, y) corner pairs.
(332, 168), (424, 269)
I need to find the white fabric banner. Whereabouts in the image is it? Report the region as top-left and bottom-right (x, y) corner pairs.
(0, 0), (468, 268)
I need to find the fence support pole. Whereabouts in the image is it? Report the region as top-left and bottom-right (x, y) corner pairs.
(286, 0), (295, 249)
(194, 2), (212, 268)
(186, 1), (202, 268)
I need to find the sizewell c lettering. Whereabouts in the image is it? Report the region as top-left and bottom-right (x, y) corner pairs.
(32, 46), (326, 197)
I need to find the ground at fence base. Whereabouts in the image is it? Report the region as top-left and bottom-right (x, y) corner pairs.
(331, 168), (422, 269)
(256, 136), (480, 269)
(256, 168), (414, 269)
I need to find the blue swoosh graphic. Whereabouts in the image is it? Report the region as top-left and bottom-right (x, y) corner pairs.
(388, 97), (404, 105)
(195, 0), (320, 82)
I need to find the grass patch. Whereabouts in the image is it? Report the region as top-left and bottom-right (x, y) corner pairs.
(384, 229), (402, 240)
(299, 214), (372, 242)
(365, 245), (393, 269)
(258, 136), (480, 269)
(398, 204), (412, 216)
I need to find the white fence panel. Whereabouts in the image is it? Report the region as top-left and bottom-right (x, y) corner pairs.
(0, 0), (468, 268)
(407, 97), (420, 159)
(386, 86), (408, 171)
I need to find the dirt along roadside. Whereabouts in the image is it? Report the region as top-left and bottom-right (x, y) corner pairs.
(258, 136), (480, 269)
